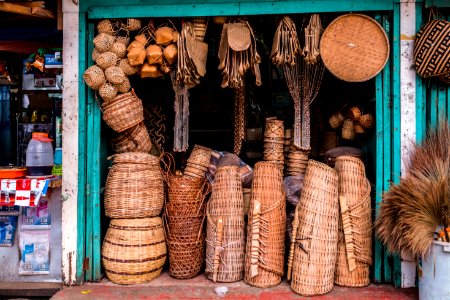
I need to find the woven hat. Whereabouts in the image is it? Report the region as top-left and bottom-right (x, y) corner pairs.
(320, 14), (389, 82)
(414, 19), (450, 78)
(227, 22), (251, 51)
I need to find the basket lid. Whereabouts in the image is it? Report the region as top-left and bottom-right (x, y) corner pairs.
(320, 14), (390, 82)
(109, 152), (159, 165)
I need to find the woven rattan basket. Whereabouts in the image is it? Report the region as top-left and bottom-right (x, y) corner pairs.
(206, 166), (245, 283)
(166, 235), (205, 279)
(334, 156), (372, 287)
(324, 147), (365, 168)
(102, 91), (144, 132)
(102, 217), (167, 285)
(265, 119), (284, 138)
(288, 160), (339, 296)
(111, 122), (152, 153)
(320, 14), (390, 82)
(104, 152), (164, 218)
(83, 65), (106, 90)
(244, 162), (286, 288)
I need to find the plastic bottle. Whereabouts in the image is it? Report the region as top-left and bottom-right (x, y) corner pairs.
(25, 132), (54, 176)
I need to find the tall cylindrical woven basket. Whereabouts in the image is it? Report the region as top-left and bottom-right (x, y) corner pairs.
(104, 152), (164, 218)
(288, 160), (339, 296)
(206, 166), (245, 282)
(334, 156), (372, 287)
(244, 162), (286, 288)
(102, 217), (167, 285)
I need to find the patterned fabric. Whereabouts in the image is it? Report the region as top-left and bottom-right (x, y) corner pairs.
(414, 20), (450, 78)
(0, 179), (50, 207)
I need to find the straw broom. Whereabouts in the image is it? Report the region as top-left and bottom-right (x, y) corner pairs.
(376, 121), (450, 258)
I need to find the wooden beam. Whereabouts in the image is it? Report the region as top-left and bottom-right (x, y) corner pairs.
(0, 2), (55, 19)
(18, 1), (46, 8)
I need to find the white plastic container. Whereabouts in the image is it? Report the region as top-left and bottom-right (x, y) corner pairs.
(419, 240), (450, 300)
(25, 132), (54, 176)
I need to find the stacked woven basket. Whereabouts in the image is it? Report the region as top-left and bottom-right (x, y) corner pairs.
(102, 152), (166, 285)
(164, 174), (211, 279)
(184, 144), (212, 179)
(286, 145), (309, 176)
(263, 119), (285, 172)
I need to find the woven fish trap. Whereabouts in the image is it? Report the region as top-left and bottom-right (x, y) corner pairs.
(167, 234), (205, 279)
(110, 42), (127, 59)
(342, 119), (355, 140)
(104, 152), (164, 218)
(83, 65), (106, 90)
(99, 82), (118, 103)
(166, 214), (205, 238)
(111, 122), (152, 153)
(105, 66), (126, 85)
(264, 119), (284, 138)
(244, 162), (286, 288)
(334, 156), (372, 287)
(102, 91), (144, 132)
(167, 177), (210, 217)
(96, 51), (118, 70)
(187, 145), (212, 168)
(288, 160), (339, 296)
(102, 217), (167, 285)
(206, 166), (245, 283)
(94, 32), (115, 53)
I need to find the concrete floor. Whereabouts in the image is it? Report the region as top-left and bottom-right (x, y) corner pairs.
(51, 272), (418, 300)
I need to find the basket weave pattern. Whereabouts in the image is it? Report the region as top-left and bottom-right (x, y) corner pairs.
(101, 217), (167, 285)
(102, 91), (144, 132)
(104, 153), (164, 218)
(206, 166), (245, 282)
(334, 156), (372, 287)
(289, 160), (339, 296)
(244, 162), (286, 288)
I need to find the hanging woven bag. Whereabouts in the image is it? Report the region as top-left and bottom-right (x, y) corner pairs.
(102, 90), (144, 132)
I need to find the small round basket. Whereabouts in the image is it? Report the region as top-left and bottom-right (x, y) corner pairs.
(83, 65), (106, 90)
(99, 82), (118, 103)
(105, 66), (126, 84)
(97, 20), (115, 35)
(110, 42), (127, 59)
(265, 119), (284, 139)
(96, 52), (118, 70)
(329, 112), (344, 129)
(359, 114), (374, 129)
(94, 32), (115, 53)
(348, 107), (361, 121)
(119, 58), (138, 76)
(127, 18), (142, 31)
(320, 14), (390, 82)
(102, 91), (144, 132)
(342, 119), (355, 140)
(116, 77), (131, 94)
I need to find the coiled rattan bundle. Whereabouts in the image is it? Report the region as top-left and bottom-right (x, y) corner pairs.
(288, 160), (339, 296)
(104, 152), (164, 218)
(244, 162), (286, 288)
(334, 156), (372, 287)
(102, 217), (166, 285)
(206, 166), (245, 282)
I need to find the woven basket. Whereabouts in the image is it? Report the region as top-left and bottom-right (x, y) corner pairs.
(105, 66), (126, 84)
(83, 65), (106, 90)
(156, 26), (176, 46)
(102, 91), (144, 132)
(329, 113), (344, 129)
(342, 119), (355, 140)
(348, 107), (361, 121)
(414, 20), (450, 78)
(98, 20), (115, 35)
(99, 82), (119, 103)
(166, 176), (209, 215)
(115, 35), (131, 46)
(92, 48), (101, 61)
(187, 145), (212, 168)
(110, 42), (127, 59)
(288, 160), (339, 296)
(119, 58), (138, 76)
(359, 113), (374, 129)
(192, 17), (208, 41)
(112, 122), (152, 153)
(116, 77), (131, 94)
(206, 166), (245, 282)
(265, 119), (284, 138)
(334, 156), (372, 287)
(96, 51), (118, 70)
(167, 235), (205, 279)
(324, 147), (365, 168)
(440, 73), (450, 85)
(94, 32), (115, 53)
(244, 162), (285, 288)
(104, 152), (164, 218)
(320, 14), (389, 82)
(102, 217), (167, 285)
(354, 124), (365, 134)
(126, 18), (141, 31)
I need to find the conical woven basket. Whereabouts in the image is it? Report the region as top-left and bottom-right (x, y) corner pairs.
(334, 156), (372, 287)
(102, 91), (144, 132)
(288, 160), (339, 296)
(104, 152), (164, 218)
(244, 162), (286, 288)
(102, 217), (167, 285)
(206, 166), (245, 282)
(111, 122), (152, 153)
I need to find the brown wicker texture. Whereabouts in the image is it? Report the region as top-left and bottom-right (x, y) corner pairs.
(104, 152), (164, 218)
(324, 147), (365, 168)
(96, 51), (118, 70)
(187, 144), (212, 167)
(116, 77), (131, 94)
(359, 114), (374, 129)
(105, 66), (126, 84)
(94, 32), (115, 53)
(334, 156), (372, 287)
(329, 113), (344, 129)
(342, 119), (355, 140)
(101, 217), (167, 285)
(166, 235), (205, 279)
(110, 42), (127, 59)
(112, 122), (152, 153)
(206, 166), (245, 282)
(99, 82), (118, 103)
(98, 20), (115, 35)
(244, 162), (286, 288)
(83, 65), (106, 90)
(265, 119), (284, 138)
(119, 58), (138, 76)
(320, 14), (390, 82)
(287, 146), (309, 177)
(288, 160), (339, 296)
(348, 107), (361, 121)
(127, 18), (142, 31)
(92, 48), (101, 61)
(102, 91), (144, 132)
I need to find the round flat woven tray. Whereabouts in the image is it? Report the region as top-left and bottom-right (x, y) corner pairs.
(320, 14), (389, 82)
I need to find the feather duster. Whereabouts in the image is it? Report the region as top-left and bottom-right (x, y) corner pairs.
(376, 122), (450, 258)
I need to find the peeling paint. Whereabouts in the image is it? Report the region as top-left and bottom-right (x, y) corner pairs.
(400, 33), (415, 40)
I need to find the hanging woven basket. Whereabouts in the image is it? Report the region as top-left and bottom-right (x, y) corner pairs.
(102, 91), (144, 132)
(111, 122), (152, 153)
